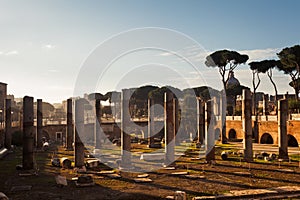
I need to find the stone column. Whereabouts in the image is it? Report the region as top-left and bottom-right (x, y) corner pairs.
(173, 98), (179, 145)
(164, 91), (175, 166)
(95, 99), (101, 149)
(220, 94), (227, 144)
(74, 98), (85, 167)
(121, 89), (132, 168)
(148, 98), (155, 147)
(36, 99), (43, 148)
(66, 99), (73, 150)
(278, 99), (288, 160)
(242, 89), (253, 162)
(205, 100), (215, 162)
(4, 99), (12, 149)
(22, 96), (34, 170)
(197, 98), (204, 144)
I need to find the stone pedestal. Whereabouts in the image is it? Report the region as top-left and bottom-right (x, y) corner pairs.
(36, 99), (43, 148)
(74, 99), (85, 167)
(121, 89), (132, 168)
(197, 98), (204, 145)
(4, 99), (12, 149)
(22, 96), (34, 170)
(242, 89), (253, 162)
(278, 99), (288, 160)
(95, 99), (101, 149)
(148, 98), (155, 147)
(205, 100), (215, 162)
(66, 99), (73, 150)
(164, 91), (175, 166)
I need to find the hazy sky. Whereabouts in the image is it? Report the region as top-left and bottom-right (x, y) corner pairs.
(0, 0), (299, 103)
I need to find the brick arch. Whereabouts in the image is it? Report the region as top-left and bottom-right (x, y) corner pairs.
(228, 129), (237, 140)
(260, 133), (274, 144)
(288, 134), (299, 147)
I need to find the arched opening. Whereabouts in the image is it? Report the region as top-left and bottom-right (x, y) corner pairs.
(260, 133), (273, 144)
(228, 129), (236, 140)
(42, 130), (50, 141)
(215, 128), (221, 141)
(288, 134), (299, 147)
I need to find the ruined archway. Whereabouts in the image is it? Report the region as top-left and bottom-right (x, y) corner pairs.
(260, 133), (273, 144)
(288, 134), (299, 147)
(228, 129), (236, 140)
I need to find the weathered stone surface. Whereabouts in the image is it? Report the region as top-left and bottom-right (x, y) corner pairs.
(22, 96), (34, 170)
(278, 99), (288, 160)
(164, 91), (175, 166)
(36, 99), (43, 148)
(66, 99), (73, 150)
(137, 174), (149, 178)
(55, 175), (67, 186)
(75, 175), (95, 187)
(171, 171), (189, 175)
(242, 89), (253, 162)
(140, 153), (164, 161)
(120, 89), (132, 168)
(106, 174), (121, 179)
(134, 178), (152, 183)
(4, 99), (12, 149)
(174, 191), (186, 200)
(74, 99), (85, 167)
(85, 159), (100, 168)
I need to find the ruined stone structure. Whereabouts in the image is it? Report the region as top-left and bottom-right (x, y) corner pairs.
(66, 99), (73, 150)
(242, 89), (253, 162)
(36, 99), (43, 148)
(120, 89), (132, 168)
(74, 99), (85, 167)
(22, 96), (34, 170)
(5, 99), (11, 149)
(164, 91), (175, 165)
(0, 82), (7, 148)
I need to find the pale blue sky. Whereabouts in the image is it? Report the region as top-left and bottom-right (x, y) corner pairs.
(0, 0), (299, 102)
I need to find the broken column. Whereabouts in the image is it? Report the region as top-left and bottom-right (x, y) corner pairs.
(4, 99), (12, 149)
(164, 91), (175, 166)
(220, 93), (227, 144)
(121, 89), (132, 168)
(74, 98), (85, 167)
(278, 99), (288, 160)
(173, 98), (179, 145)
(22, 96), (34, 170)
(36, 99), (43, 148)
(94, 99), (101, 149)
(66, 98), (73, 150)
(148, 98), (155, 147)
(197, 98), (204, 145)
(205, 100), (215, 162)
(242, 89), (253, 162)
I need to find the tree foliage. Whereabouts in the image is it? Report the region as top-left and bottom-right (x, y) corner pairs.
(249, 60), (281, 101)
(205, 50), (249, 89)
(277, 45), (300, 99)
(148, 86), (183, 104)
